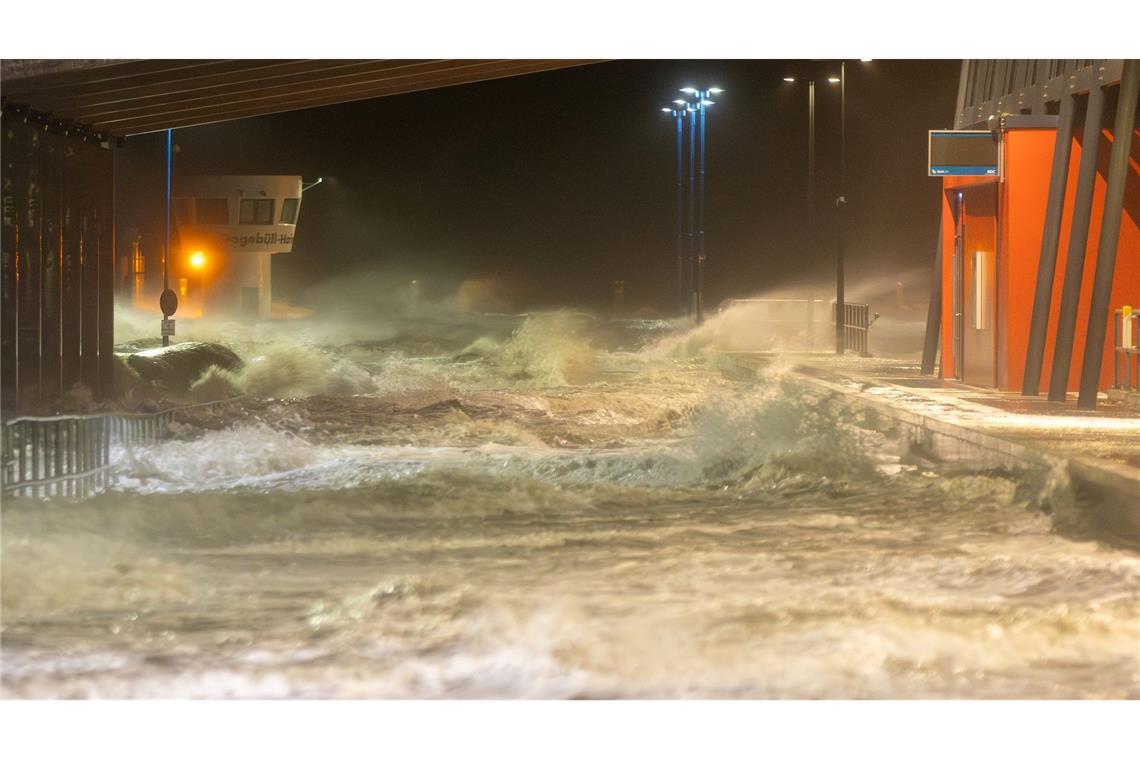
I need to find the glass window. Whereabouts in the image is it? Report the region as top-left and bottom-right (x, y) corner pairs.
(240, 198), (274, 225)
(280, 198), (300, 225)
(195, 198), (229, 225)
(173, 197), (195, 224)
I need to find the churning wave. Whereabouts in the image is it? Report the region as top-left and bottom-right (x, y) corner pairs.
(4, 309), (1138, 699)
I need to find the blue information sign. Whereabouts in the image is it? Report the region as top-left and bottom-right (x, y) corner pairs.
(928, 130), (999, 177)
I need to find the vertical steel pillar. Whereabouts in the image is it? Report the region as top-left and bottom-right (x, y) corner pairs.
(1022, 92), (1076, 395)
(920, 230), (943, 375)
(672, 113), (684, 311)
(80, 150), (101, 396)
(808, 80), (815, 260)
(39, 133), (62, 404)
(17, 130), (42, 407)
(687, 108), (696, 317)
(1047, 85), (1106, 402)
(99, 145), (115, 399)
(836, 61), (847, 355)
(696, 97), (707, 324)
(60, 135), (82, 396)
(1, 121), (25, 412)
(1078, 60), (1140, 410)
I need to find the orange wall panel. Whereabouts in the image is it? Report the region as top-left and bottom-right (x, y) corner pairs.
(1001, 129), (1056, 392)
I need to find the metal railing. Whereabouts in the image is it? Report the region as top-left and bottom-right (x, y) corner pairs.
(1112, 308), (1139, 394)
(716, 298), (877, 355)
(838, 302), (876, 357)
(1, 398), (239, 499)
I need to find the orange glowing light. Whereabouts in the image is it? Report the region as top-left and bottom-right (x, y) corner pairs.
(189, 251), (206, 269)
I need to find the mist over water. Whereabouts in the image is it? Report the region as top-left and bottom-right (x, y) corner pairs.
(3, 280), (1138, 698)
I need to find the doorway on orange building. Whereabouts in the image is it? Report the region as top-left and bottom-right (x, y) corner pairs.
(950, 186), (998, 387)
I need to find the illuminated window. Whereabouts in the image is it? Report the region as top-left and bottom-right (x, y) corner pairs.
(239, 198), (274, 225)
(196, 198), (229, 225)
(280, 198), (301, 224)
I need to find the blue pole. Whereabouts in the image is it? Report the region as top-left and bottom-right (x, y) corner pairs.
(697, 94), (707, 324)
(687, 107), (697, 317)
(163, 128), (172, 346)
(675, 110), (685, 313)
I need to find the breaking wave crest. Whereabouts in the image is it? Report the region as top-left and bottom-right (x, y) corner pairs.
(6, 306), (1137, 700)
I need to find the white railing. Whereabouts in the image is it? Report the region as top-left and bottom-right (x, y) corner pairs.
(1, 397), (241, 499)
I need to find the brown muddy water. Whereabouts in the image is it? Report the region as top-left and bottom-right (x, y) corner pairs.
(2, 311), (1138, 698)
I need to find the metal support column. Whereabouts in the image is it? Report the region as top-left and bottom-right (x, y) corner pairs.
(807, 80), (815, 263)
(1078, 60), (1140, 410)
(98, 145), (116, 398)
(40, 136), (62, 404)
(1047, 84), (1106, 401)
(1022, 92), (1076, 395)
(675, 110), (685, 314)
(60, 141), (82, 396)
(696, 98), (707, 324)
(835, 61), (847, 355)
(80, 151), (101, 396)
(687, 108), (697, 317)
(920, 230), (943, 375)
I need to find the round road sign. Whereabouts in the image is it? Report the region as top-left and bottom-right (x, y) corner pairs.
(159, 288), (179, 317)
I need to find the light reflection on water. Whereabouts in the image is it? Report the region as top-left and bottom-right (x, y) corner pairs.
(3, 313), (1138, 698)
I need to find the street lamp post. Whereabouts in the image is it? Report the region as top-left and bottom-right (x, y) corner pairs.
(664, 86), (721, 322)
(661, 104), (689, 313)
(687, 101), (697, 317)
(786, 69), (845, 352)
(680, 87), (721, 323)
(783, 77), (817, 276)
(835, 60), (847, 355)
(697, 92), (708, 324)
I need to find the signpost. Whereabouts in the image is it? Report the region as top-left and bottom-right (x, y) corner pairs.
(159, 288), (178, 346)
(928, 130), (999, 177)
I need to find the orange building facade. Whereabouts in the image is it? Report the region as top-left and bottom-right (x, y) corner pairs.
(935, 60), (1139, 402)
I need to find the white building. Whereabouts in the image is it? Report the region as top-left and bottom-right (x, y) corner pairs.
(172, 175), (303, 319)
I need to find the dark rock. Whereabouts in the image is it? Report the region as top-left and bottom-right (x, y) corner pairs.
(126, 342), (244, 390)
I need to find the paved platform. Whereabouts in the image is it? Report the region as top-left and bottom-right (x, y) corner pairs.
(794, 355), (1140, 469)
(725, 352), (1140, 542)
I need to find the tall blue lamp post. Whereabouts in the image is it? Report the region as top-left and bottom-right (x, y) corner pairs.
(661, 102), (692, 313)
(678, 86), (722, 323)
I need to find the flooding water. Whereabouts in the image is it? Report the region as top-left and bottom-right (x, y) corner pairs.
(2, 310), (1138, 698)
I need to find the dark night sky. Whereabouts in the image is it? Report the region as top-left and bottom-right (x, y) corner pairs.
(119, 60), (960, 313)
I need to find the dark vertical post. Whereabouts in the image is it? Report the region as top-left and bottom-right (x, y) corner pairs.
(1, 120), (26, 413)
(1078, 60), (1140, 410)
(920, 231), (943, 374)
(696, 95), (707, 324)
(1022, 92), (1076, 395)
(808, 80), (815, 257)
(675, 110), (685, 314)
(836, 61), (847, 355)
(61, 139), (82, 396)
(39, 131), (62, 405)
(17, 130), (41, 408)
(53, 420), (63, 493)
(1047, 84), (1106, 402)
(81, 149), (100, 396)
(687, 108), (696, 318)
(99, 145), (115, 399)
